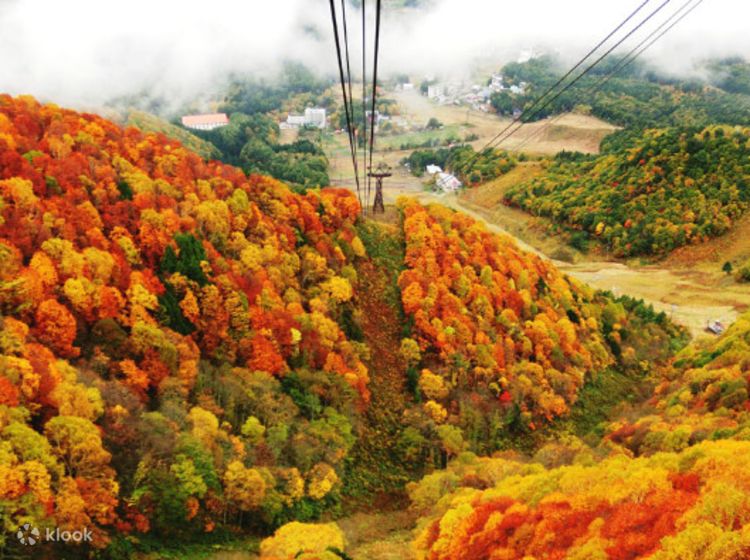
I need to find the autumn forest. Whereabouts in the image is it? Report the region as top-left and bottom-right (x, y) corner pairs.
(2, 1), (750, 558)
(0, 84), (747, 558)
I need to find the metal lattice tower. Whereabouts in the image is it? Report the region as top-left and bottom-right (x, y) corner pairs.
(367, 162), (391, 214)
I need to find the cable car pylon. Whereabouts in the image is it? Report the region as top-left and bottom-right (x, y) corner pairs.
(367, 162), (391, 215)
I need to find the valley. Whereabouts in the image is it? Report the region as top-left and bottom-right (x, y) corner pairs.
(327, 89), (618, 192)
(325, 88), (750, 342)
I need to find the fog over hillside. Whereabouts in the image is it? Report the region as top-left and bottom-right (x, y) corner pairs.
(1, 0), (749, 109)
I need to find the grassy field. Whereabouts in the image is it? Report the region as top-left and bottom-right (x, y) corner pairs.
(377, 124), (466, 150)
(388, 90), (617, 155)
(135, 537), (260, 560)
(461, 161), (545, 208)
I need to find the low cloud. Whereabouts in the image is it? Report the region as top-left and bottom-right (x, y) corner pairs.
(0, 0), (748, 112)
(0, 0), (334, 109)
(379, 0), (750, 79)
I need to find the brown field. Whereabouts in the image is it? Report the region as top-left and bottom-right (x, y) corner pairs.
(389, 90), (617, 155)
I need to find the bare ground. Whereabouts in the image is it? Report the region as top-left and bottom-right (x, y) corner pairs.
(664, 212), (750, 267)
(338, 510), (416, 560)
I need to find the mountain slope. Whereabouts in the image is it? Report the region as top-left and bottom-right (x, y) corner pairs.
(0, 93), (369, 551)
(505, 126), (750, 257)
(406, 310), (750, 560)
(0, 95), (685, 557)
(125, 110), (221, 161)
(396, 200), (684, 457)
(496, 55), (750, 128)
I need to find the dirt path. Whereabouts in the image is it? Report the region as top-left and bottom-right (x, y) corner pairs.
(343, 249), (415, 502)
(358, 259), (408, 414)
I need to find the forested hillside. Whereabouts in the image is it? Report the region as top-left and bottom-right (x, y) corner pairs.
(0, 96), (688, 557)
(405, 309), (750, 560)
(186, 64), (334, 190)
(0, 94), (368, 554)
(410, 438), (750, 559)
(191, 112), (330, 191)
(494, 55), (750, 128)
(504, 125), (750, 257)
(604, 311), (750, 455)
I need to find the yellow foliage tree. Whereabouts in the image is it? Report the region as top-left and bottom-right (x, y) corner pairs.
(321, 276), (353, 304)
(260, 522), (346, 560)
(307, 462), (339, 500)
(399, 337), (421, 366)
(423, 400), (448, 424)
(419, 369), (450, 400)
(223, 461), (267, 511)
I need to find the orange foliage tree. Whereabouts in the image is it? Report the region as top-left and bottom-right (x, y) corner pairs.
(0, 94), (370, 545)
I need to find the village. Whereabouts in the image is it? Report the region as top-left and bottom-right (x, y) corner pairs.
(177, 50), (546, 196)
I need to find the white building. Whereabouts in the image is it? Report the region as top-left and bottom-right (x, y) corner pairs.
(304, 107), (327, 129)
(426, 164), (443, 175)
(284, 115), (306, 128)
(181, 113), (229, 131)
(491, 74), (505, 89)
(436, 172), (462, 192)
(284, 108), (327, 130)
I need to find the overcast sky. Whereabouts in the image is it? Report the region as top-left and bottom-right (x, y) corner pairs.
(0, 0), (748, 110)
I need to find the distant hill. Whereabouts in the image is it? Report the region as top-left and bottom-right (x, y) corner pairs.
(126, 110), (221, 160)
(495, 55), (750, 128)
(706, 56), (750, 96)
(505, 125), (750, 257)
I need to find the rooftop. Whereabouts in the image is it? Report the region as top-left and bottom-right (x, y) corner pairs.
(181, 113), (229, 127)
